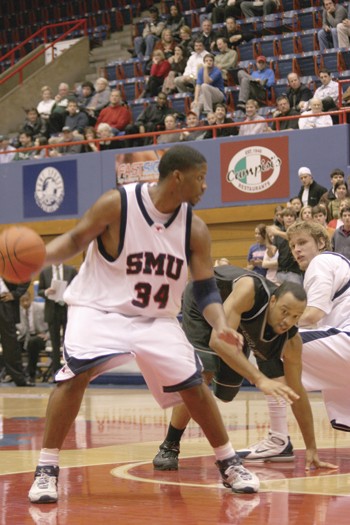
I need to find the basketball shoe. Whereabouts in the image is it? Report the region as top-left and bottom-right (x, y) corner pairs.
(216, 455), (260, 493)
(153, 440), (180, 470)
(236, 431), (294, 463)
(28, 465), (59, 503)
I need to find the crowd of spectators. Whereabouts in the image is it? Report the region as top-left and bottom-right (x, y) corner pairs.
(1, 1), (349, 161)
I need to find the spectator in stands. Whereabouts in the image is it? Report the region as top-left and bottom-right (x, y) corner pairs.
(328, 180), (350, 220)
(214, 37), (238, 82)
(96, 123), (121, 150)
(36, 86), (55, 122)
(328, 197), (350, 229)
(76, 81), (95, 112)
(178, 26), (194, 58)
(203, 0), (227, 24)
(174, 39), (209, 93)
(22, 107), (47, 140)
(332, 206), (350, 259)
(218, 17), (254, 51)
(298, 97), (333, 129)
(320, 168), (345, 207)
(132, 6), (166, 61)
(289, 196), (302, 218)
(48, 82), (73, 135)
(0, 135), (16, 163)
(191, 54), (225, 116)
(318, 0), (346, 52)
(238, 99), (269, 136)
(212, 2), (244, 24)
(204, 102), (237, 138)
(236, 56), (275, 112)
(95, 90), (131, 133)
(271, 95), (299, 131)
(142, 50), (171, 98)
(266, 208), (303, 285)
(64, 99), (89, 137)
(13, 131), (35, 161)
(48, 127), (83, 156)
(33, 137), (49, 159)
(180, 111), (207, 141)
(311, 204), (329, 228)
(162, 45), (187, 94)
(247, 223), (267, 276)
(86, 77), (111, 119)
(241, 0), (280, 18)
(286, 73), (313, 113)
(153, 28), (176, 61)
(337, 14), (350, 49)
(157, 114), (182, 144)
(300, 205), (313, 222)
(82, 126), (99, 153)
(124, 92), (175, 147)
(197, 19), (218, 52)
(273, 204), (284, 229)
(165, 4), (185, 41)
(297, 166), (328, 207)
(313, 69), (339, 111)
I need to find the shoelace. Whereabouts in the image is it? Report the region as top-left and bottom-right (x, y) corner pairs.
(228, 465), (253, 481)
(36, 473), (51, 489)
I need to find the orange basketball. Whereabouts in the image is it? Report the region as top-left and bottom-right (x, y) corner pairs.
(0, 226), (46, 284)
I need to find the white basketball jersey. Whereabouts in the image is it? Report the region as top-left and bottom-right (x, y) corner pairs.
(64, 183), (192, 318)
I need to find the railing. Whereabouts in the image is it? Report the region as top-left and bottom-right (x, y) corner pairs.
(1, 107), (349, 161)
(0, 19), (88, 87)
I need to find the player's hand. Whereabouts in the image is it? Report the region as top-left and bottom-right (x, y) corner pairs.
(217, 328), (243, 349)
(305, 449), (339, 471)
(255, 377), (299, 404)
(0, 292), (14, 302)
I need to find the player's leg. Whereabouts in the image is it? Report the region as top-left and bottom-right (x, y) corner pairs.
(180, 383), (259, 493)
(153, 370), (214, 471)
(28, 371), (92, 503)
(236, 358), (294, 463)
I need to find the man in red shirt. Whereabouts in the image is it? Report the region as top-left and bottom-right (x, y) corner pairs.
(95, 90), (131, 133)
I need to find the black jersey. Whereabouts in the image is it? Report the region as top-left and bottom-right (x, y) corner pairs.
(182, 266), (298, 365)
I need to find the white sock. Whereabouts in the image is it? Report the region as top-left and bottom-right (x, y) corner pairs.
(266, 395), (288, 436)
(214, 441), (236, 461)
(38, 448), (60, 467)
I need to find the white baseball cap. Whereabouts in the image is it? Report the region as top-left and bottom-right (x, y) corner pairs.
(298, 167), (311, 177)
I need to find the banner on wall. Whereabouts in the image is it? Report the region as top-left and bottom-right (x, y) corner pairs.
(220, 136), (290, 202)
(23, 160), (78, 218)
(116, 149), (167, 184)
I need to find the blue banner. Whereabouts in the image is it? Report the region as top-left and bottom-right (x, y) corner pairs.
(23, 160), (78, 218)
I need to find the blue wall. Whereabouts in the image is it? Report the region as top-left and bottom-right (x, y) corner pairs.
(1, 126), (349, 224)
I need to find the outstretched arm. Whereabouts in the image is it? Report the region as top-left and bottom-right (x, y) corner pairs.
(283, 335), (338, 470)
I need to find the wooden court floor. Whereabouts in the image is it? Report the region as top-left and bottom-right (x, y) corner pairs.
(0, 385), (349, 525)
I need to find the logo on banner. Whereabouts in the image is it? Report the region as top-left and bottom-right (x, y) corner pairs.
(34, 166), (65, 213)
(226, 145), (282, 193)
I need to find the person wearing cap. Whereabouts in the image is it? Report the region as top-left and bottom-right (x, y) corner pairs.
(240, 0), (280, 19)
(236, 55), (275, 112)
(0, 135), (16, 163)
(49, 127), (83, 157)
(180, 111), (207, 141)
(297, 167), (328, 207)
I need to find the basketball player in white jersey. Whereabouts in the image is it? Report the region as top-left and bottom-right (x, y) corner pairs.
(29, 145), (299, 504)
(238, 220), (350, 462)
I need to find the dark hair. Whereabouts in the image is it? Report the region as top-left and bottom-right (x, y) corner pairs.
(340, 206), (350, 217)
(214, 102), (227, 112)
(273, 281), (307, 303)
(289, 196), (301, 204)
(276, 95), (289, 103)
(158, 145), (206, 180)
(334, 180), (348, 193)
(82, 81), (94, 90)
(330, 168), (344, 179)
(149, 6), (159, 14)
(318, 67), (331, 76)
(255, 223), (266, 240)
(25, 107), (39, 115)
(312, 204), (327, 217)
(282, 207), (297, 218)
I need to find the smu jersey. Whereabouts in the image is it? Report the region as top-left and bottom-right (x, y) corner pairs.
(64, 183), (192, 317)
(183, 265), (297, 361)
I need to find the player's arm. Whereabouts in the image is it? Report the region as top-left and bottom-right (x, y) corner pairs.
(189, 215), (241, 347)
(298, 305), (325, 327)
(44, 190), (121, 265)
(283, 334), (338, 470)
(210, 278), (299, 404)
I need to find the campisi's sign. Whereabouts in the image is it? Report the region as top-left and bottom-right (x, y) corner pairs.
(226, 145), (282, 193)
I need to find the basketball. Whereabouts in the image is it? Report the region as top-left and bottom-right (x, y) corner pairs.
(0, 226), (46, 284)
